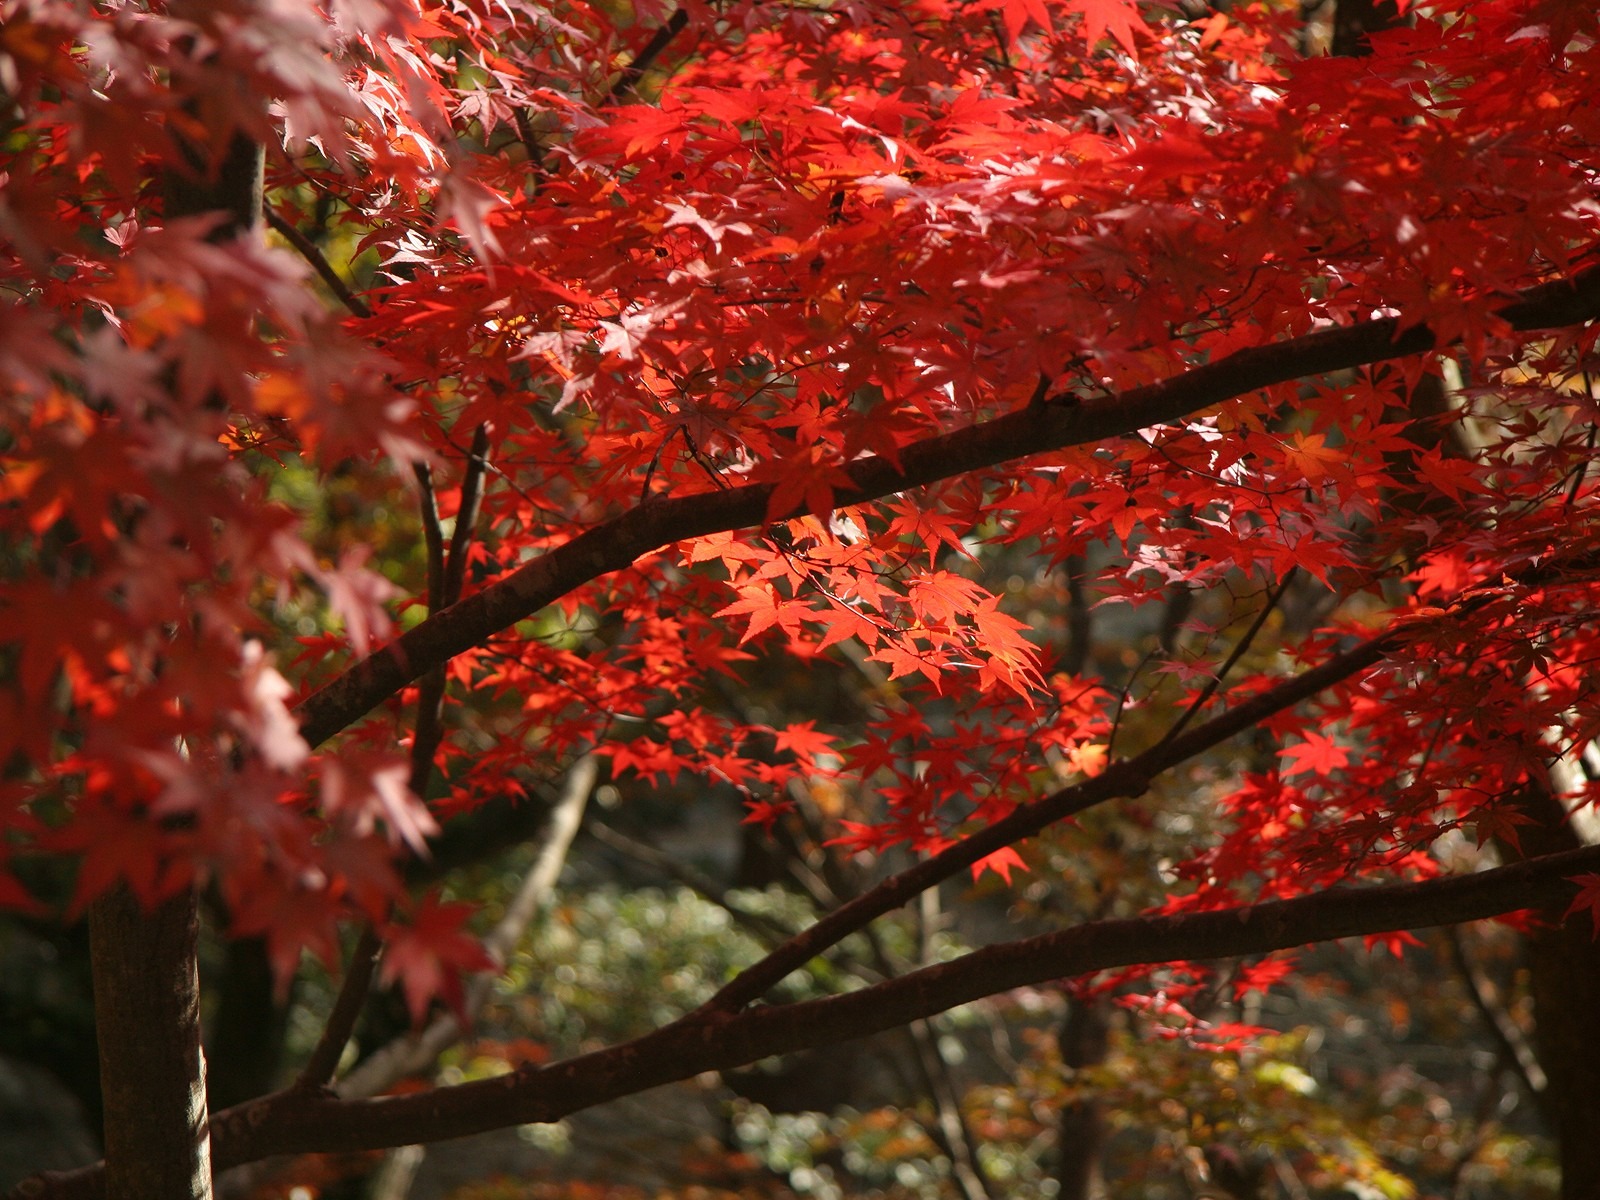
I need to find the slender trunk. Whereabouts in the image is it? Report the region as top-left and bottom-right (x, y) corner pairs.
(1504, 783), (1600, 1200)
(1056, 997), (1108, 1200)
(88, 888), (213, 1200)
(206, 938), (291, 1110)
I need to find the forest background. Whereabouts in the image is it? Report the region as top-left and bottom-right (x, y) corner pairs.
(2, 0), (1600, 1196)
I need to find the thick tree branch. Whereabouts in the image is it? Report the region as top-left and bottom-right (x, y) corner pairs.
(25, 844), (1600, 1200)
(293, 261), (1600, 750)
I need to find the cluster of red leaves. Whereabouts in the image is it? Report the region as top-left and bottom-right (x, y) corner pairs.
(2, 0), (1599, 1010)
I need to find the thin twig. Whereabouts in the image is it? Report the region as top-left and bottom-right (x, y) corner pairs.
(1157, 567), (1297, 750)
(607, 8), (690, 102)
(412, 427), (492, 794)
(442, 424), (491, 607)
(415, 463), (446, 614)
(336, 756), (598, 1100)
(295, 925), (383, 1092)
(265, 208), (371, 319)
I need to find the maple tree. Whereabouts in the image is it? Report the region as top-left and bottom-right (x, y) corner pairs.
(3, 0), (1600, 1190)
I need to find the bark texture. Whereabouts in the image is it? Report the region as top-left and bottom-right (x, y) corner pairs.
(87, 888), (212, 1200)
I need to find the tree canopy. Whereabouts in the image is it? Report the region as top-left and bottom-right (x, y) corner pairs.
(3, 0), (1600, 1193)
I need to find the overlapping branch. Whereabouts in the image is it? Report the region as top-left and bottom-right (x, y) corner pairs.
(25, 575), (1600, 1199)
(88, 260), (1588, 1200)
(293, 260), (1600, 750)
(17, 842), (1597, 1200)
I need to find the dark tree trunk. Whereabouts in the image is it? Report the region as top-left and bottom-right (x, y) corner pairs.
(91, 32), (267, 1194)
(1505, 782), (1600, 1200)
(88, 888), (212, 1200)
(1055, 997), (1108, 1200)
(205, 938), (291, 1111)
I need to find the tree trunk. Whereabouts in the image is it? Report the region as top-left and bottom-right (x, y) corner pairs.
(1056, 997), (1108, 1200)
(88, 888), (213, 1200)
(206, 938), (291, 1111)
(1504, 783), (1600, 1199)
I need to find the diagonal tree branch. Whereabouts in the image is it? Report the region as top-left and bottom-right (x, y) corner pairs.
(332, 755), (597, 1101)
(23, 845), (1600, 1197)
(195, 843), (1600, 1172)
(293, 260), (1600, 751)
(265, 209), (371, 320)
(701, 620), (1400, 1013)
(607, 7), (690, 102)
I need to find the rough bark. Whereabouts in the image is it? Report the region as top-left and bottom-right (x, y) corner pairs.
(1504, 783), (1600, 1200)
(1056, 998), (1109, 1200)
(87, 888), (212, 1200)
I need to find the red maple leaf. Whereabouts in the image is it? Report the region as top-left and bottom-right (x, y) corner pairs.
(1563, 873), (1600, 940)
(774, 720), (834, 761)
(1068, 0), (1145, 52)
(1278, 730), (1350, 778)
(971, 845), (1028, 885)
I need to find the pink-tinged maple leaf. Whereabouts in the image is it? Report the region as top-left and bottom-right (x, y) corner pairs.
(972, 845), (1027, 884)
(238, 642), (308, 771)
(437, 172), (505, 263)
(380, 895), (496, 1025)
(1278, 730), (1350, 778)
(1562, 873), (1600, 940)
(256, 887), (346, 993)
(316, 546), (399, 657)
(320, 752), (439, 855)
